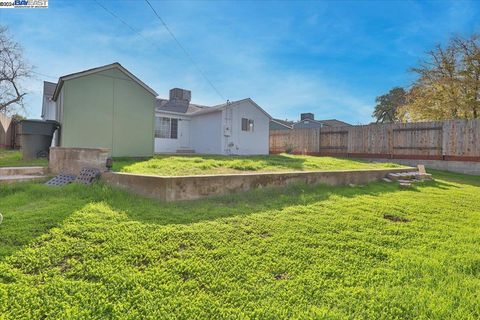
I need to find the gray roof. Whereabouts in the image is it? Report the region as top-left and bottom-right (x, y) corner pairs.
(43, 81), (57, 98)
(156, 98), (272, 119)
(270, 118), (351, 130)
(272, 118), (295, 127)
(155, 98), (209, 114)
(270, 119), (293, 130)
(292, 119), (324, 129)
(41, 81), (58, 118)
(319, 119), (351, 127)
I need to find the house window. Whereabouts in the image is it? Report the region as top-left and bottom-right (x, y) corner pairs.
(241, 118), (254, 132)
(170, 118), (178, 139)
(155, 117), (178, 139)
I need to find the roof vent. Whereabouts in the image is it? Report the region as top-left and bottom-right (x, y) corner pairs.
(301, 113), (314, 121)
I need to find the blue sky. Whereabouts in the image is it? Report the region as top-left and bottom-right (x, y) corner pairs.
(1, 0), (480, 124)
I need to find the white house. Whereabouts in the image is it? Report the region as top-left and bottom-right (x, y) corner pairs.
(155, 88), (271, 155)
(40, 62), (272, 156)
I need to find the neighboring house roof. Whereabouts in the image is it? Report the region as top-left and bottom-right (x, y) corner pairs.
(270, 118), (351, 130)
(270, 118), (293, 129)
(292, 118), (324, 129)
(319, 119), (352, 127)
(52, 62), (158, 101)
(41, 81), (57, 118)
(43, 81), (57, 97)
(156, 98), (272, 119)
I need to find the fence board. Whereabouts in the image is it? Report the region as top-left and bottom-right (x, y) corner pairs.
(270, 119), (480, 161)
(0, 113), (13, 148)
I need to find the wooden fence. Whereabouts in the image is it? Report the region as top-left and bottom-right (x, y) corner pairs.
(0, 113), (20, 149)
(270, 119), (480, 162)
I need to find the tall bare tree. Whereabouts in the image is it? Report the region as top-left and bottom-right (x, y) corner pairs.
(0, 26), (32, 114)
(453, 34), (480, 119)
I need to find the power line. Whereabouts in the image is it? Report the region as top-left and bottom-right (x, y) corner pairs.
(31, 70), (57, 80)
(143, 0), (226, 101)
(94, 0), (226, 101)
(94, 0), (151, 43)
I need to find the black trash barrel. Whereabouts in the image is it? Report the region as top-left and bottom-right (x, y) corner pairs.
(19, 120), (60, 160)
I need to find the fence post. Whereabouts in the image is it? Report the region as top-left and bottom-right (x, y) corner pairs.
(388, 126), (393, 158)
(441, 121), (448, 161)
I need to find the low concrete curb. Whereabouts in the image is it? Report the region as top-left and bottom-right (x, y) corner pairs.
(0, 175), (47, 184)
(102, 167), (416, 202)
(0, 166), (47, 176)
(364, 158), (480, 176)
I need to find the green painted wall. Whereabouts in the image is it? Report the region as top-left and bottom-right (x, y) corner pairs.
(61, 68), (155, 157)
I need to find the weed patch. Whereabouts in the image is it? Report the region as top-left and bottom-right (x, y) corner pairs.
(113, 154), (405, 176)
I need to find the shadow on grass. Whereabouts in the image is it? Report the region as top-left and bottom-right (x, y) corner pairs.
(106, 179), (442, 226)
(428, 169), (480, 187)
(0, 183), (93, 260)
(0, 173), (460, 261)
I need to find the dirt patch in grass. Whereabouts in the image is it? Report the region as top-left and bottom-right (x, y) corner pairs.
(384, 214), (410, 223)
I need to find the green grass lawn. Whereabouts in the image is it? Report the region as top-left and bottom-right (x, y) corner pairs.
(0, 149), (48, 167)
(113, 154), (404, 176)
(0, 171), (479, 318)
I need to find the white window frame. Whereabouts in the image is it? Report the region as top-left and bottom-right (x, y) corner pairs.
(241, 118), (254, 132)
(155, 117), (178, 139)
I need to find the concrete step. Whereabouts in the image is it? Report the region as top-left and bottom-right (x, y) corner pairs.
(176, 149), (195, 154)
(387, 172), (418, 181)
(388, 171), (433, 182)
(0, 166), (47, 176)
(417, 173), (433, 180)
(399, 180), (412, 188)
(0, 175), (47, 184)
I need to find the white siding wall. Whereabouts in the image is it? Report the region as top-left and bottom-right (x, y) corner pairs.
(154, 100), (269, 155)
(55, 88), (65, 146)
(224, 100), (270, 155)
(42, 98), (56, 120)
(42, 98), (58, 147)
(190, 111), (223, 154)
(154, 112), (189, 153)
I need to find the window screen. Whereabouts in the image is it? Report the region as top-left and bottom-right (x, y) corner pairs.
(155, 117), (171, 138)
(155, 117), (179, 139)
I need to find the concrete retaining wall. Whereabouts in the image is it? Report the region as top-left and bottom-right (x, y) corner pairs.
(102, 167), (415, 202)
(367, 158), (480, 176)
(49, 147), (109, 175)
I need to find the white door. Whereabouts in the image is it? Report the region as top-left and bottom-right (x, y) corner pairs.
(179, 119), (190, 149)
